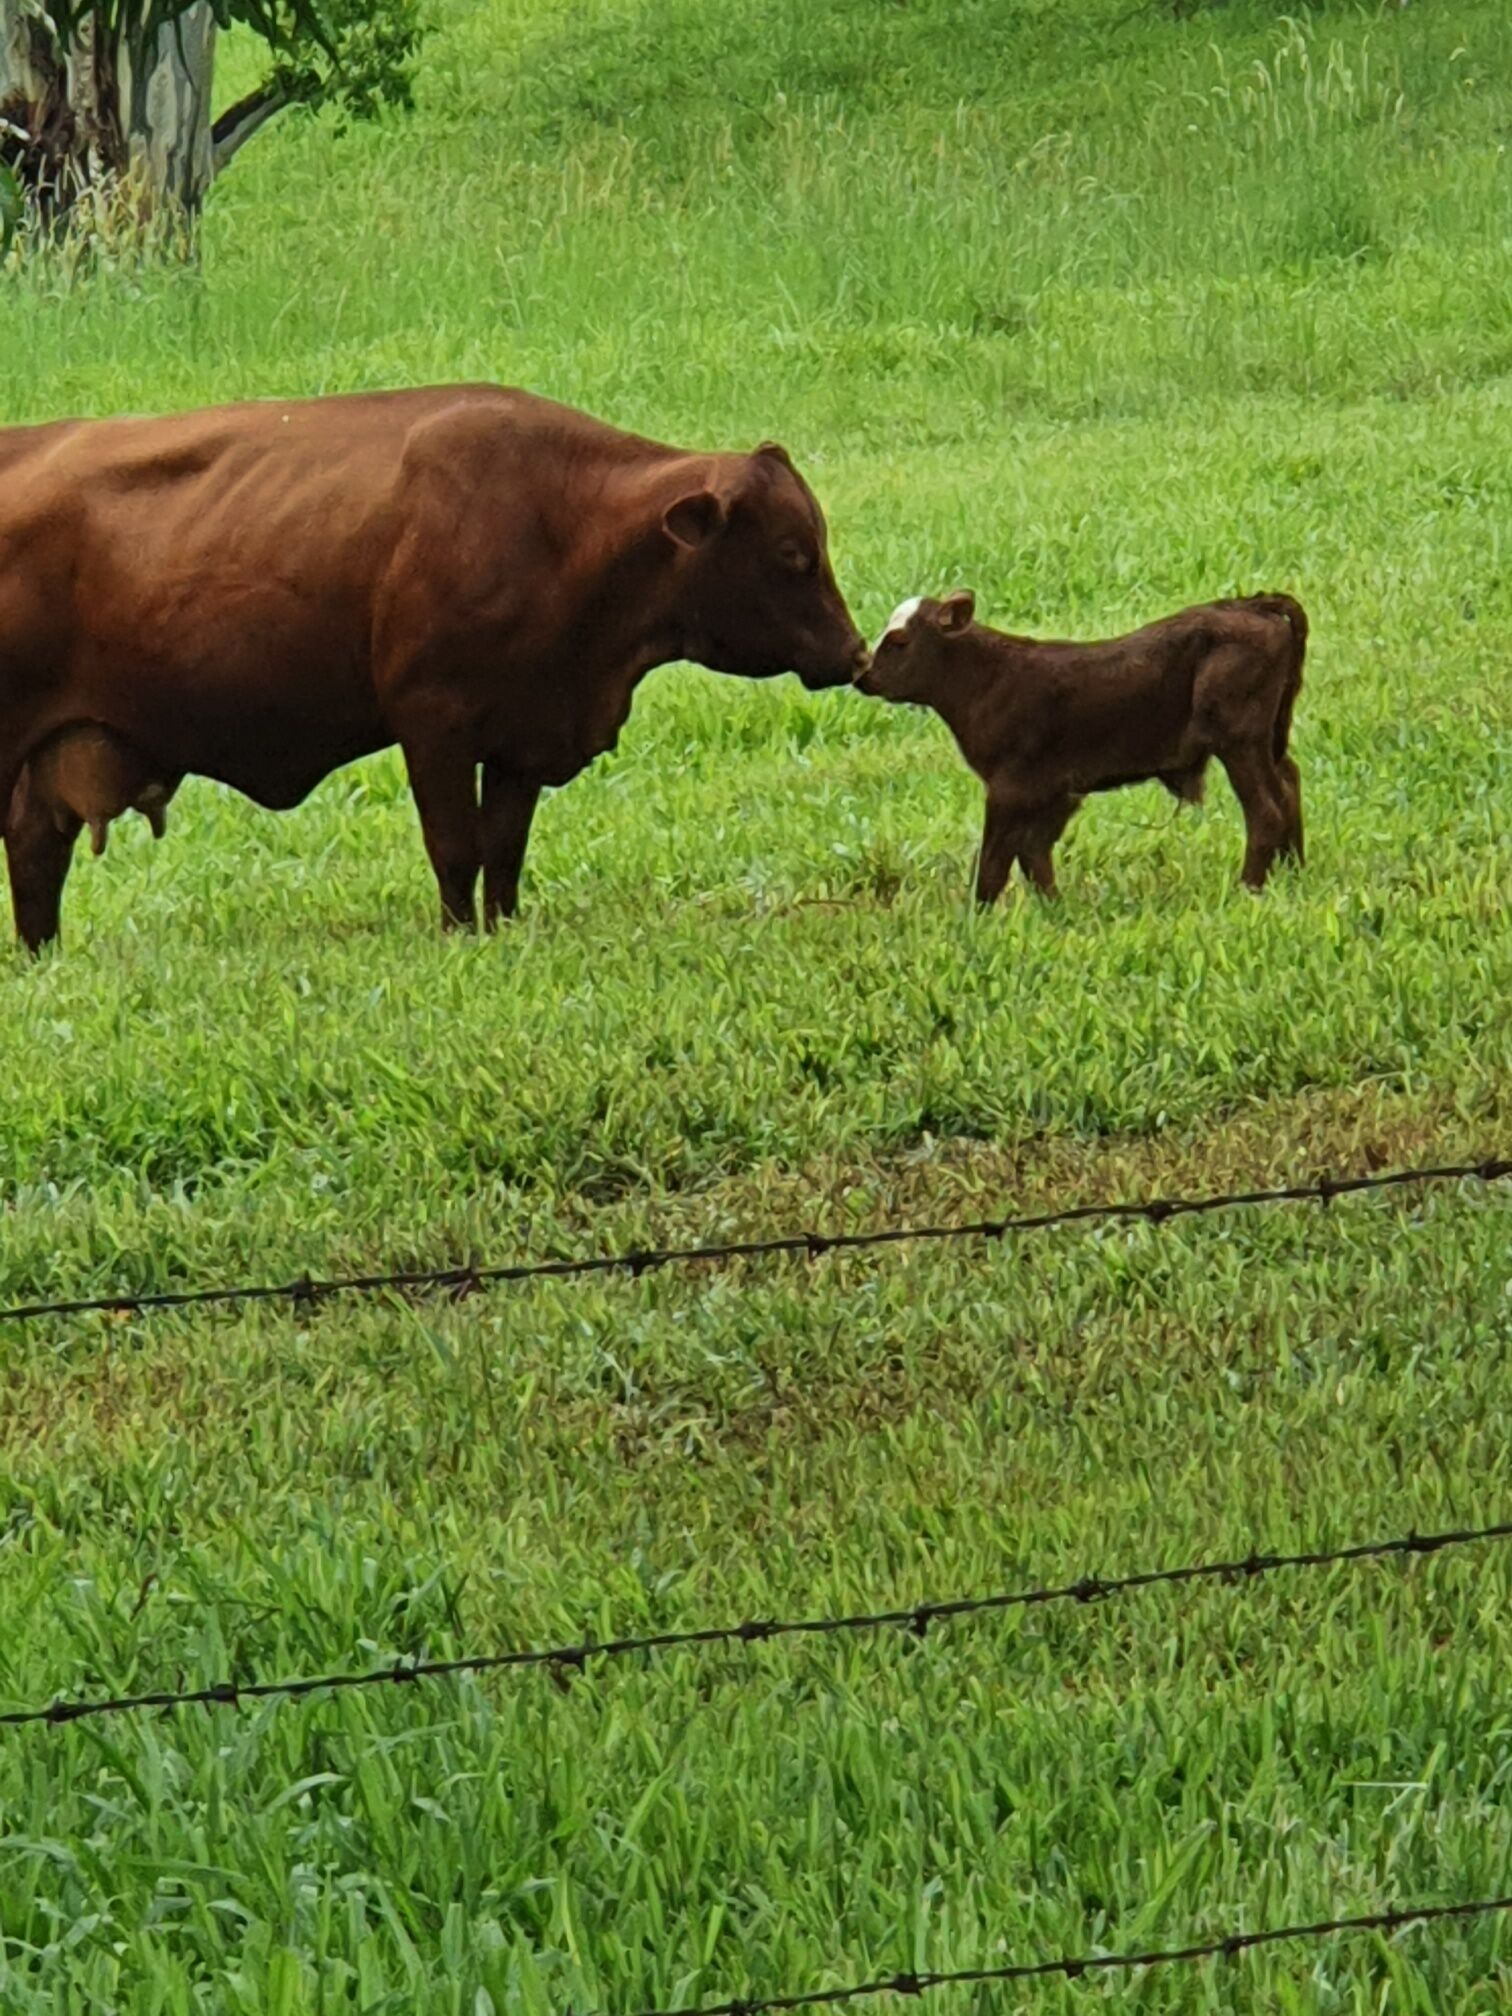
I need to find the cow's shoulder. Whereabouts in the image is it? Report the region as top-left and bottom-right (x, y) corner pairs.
(392, 382), (672, 474)
(388, 388), (675, 563)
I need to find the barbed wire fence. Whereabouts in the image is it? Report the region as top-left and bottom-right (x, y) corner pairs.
(1, 1152), (1508, 1327)
(10, 1152), (1512, 2001)
(616, 1895), (1512, 2016)
(8, 1514), (1507, 2001)
(5, 1517), (1508, 1728)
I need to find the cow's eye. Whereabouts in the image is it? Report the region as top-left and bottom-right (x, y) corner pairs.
(779, 542), (814, 574)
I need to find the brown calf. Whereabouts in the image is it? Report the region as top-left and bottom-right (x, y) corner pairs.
(857, 591), (1307, 900)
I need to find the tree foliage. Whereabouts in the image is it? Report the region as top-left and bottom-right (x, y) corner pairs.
(0, 0), (425, 239)
(33, 0), (425, 130)
(203, 0), (425, 175)
(257, 0), (425, 134)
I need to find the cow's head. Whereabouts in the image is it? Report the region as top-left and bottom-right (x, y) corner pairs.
(662, 443), (868, 690)
(856, 591), (977, 703)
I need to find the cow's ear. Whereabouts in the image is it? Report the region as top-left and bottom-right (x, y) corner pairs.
(663, 490), (728, 550)
(934, 591), (976, 633)
(753, 440), (795, 472)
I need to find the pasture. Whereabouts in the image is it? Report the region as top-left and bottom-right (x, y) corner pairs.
(2, 0), (1512, 2006)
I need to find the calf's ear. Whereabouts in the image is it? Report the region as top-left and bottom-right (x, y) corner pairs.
(753, 441), (796, 471)
(934, 590), (976, 633)
(663, 490), (728, 550)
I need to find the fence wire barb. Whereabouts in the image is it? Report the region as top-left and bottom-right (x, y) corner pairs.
(4, 1517), (1507, 1732)
(1, 1154), (1508, 1328)
(617, 1893), (1512, 2016)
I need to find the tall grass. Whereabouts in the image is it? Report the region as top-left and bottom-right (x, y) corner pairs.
(5, 0), (1510, 427)
(1, 0), (1511, 2008)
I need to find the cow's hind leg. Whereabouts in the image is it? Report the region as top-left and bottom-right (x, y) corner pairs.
(1218, 744), (1292, 891)
(480, 763), (541, 928)
(401, 738), (481, 931)
(6, 777), (81, 953)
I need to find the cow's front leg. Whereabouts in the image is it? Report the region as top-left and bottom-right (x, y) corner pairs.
(480, 762), (541, 929)
(402, 738), (481, 930)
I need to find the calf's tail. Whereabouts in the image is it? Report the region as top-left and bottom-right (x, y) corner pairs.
(1247, 591), (1308, 652)
(1243, 593), (1308, 761)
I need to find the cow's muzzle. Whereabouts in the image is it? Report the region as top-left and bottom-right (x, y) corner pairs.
(800, 636), (870, 691)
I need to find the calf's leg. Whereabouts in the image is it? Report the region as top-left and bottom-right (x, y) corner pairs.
(1219, 745), (1292, 891)
(976, 786), (1045, 905)
(402, 738), (481, 931)
(1017, 794), (1078, 897)
(975, 789), (1023, 905)
(480, 763), (541, 928)
(5, 779), (81, 952)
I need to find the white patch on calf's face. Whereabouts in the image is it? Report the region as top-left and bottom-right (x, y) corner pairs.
(875, 595), (922, 653)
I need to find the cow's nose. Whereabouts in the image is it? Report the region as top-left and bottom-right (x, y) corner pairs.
(849, 637), (871, 677)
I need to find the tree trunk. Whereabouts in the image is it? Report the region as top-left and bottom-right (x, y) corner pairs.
(1, 5), (77, 221)
(121, 7), (216, 215)
(0, 1), (215, 233)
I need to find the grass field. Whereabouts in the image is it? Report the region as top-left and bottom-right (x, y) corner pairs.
(3, 0), (1512, 2006)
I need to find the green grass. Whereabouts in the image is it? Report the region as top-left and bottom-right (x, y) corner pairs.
(3, 0), (1512, 2006)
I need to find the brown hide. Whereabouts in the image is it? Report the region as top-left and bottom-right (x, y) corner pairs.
(0, 385), (867, 948)
(859, 593), (1307, 899)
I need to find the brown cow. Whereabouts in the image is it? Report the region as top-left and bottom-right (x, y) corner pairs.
(856, 591), (1306, 900)
(0, 385), (868, 949)
(10, 723), (180, 860)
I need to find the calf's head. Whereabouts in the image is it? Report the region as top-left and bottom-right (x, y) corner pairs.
(857, 591), (976, 702)
(663, 443), (868, 689)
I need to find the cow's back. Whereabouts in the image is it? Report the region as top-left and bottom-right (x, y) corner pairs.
(0, 383), (651, 806)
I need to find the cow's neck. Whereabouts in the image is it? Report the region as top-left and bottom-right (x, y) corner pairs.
(558, 455), (724, 683)
(526, 479), (711, 774)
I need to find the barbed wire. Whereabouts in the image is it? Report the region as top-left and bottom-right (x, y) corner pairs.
(4, 1517), (1506, 1732)
(616, 1893), (1512, 2016)
(1, 1154), (1508, 1328)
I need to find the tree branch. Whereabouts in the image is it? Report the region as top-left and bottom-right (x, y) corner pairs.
(209, 78), (287, 175)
